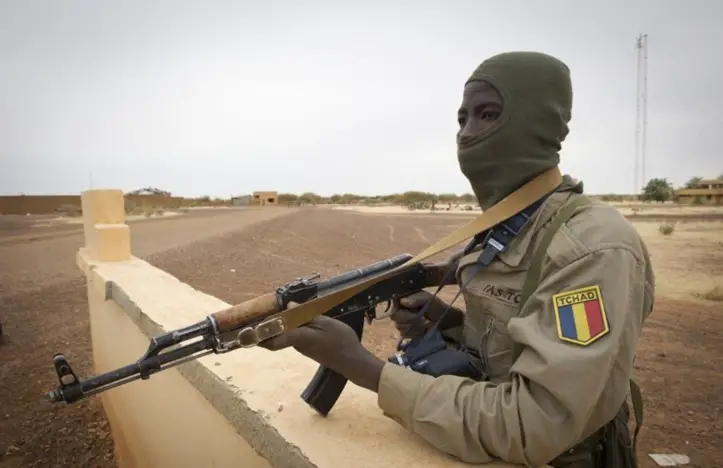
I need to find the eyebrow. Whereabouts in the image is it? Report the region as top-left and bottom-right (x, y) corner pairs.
(459, 100), (502, 114)
(476, 101), (502, 109)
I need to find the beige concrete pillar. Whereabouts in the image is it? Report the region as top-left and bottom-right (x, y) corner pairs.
(80, 189), (131, 261)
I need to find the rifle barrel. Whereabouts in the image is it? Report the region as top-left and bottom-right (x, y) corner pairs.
(316, 253), (412, 293)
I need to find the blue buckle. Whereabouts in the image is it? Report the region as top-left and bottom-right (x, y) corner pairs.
(500, 211), (532, 236)
(475, 199), (545, 266)
(468, 193), (552, 268)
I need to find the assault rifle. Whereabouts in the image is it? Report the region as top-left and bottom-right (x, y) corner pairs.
(46, 253), (458, 416)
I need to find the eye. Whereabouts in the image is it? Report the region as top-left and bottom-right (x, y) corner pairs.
(480, 110), (500, 121)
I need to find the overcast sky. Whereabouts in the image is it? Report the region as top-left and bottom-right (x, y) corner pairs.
(1, 1), (721, 197)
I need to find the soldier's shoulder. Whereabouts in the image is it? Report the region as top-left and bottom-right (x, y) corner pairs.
(546, 195), (649, 268)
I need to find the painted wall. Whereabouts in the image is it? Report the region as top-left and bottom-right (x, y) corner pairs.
(84, 274), (272, 468)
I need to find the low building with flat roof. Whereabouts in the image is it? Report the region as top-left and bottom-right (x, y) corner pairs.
(252, 191), (278, 205)
(676, 179), (723, 205)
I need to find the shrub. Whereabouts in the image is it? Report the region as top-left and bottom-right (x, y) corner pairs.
(56, 204), (82, 217)
(124, 199), (137, 214)
(129, 205), (145, 216)
(695, 285), (723, 302)
(658, 223), (675, 235)
(600, 194), (625, 203)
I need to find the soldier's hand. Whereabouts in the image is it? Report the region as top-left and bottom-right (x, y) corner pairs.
(390, 291), (463, 338)
(258, 303), (384, 391)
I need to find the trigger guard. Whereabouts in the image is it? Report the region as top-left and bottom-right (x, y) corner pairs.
(374, 299), (394, 320)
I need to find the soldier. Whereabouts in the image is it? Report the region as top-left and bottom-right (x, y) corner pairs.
(261, 51), (655, 467)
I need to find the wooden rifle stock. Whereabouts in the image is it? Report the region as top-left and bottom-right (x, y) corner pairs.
(210, 293), (281, 333)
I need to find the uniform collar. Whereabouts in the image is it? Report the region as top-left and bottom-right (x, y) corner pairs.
(496, 175), (582, 268)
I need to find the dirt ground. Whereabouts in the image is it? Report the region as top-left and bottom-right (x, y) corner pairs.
(1, 206), (721, 467)
(0, 207), (295, 467)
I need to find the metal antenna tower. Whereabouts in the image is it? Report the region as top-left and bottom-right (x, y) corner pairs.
(634, 33), (649, 193)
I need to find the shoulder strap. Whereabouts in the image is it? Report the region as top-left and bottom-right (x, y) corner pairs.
(507, 195), (590, 366)
(519, 194), (592, 309)
(629, 377), (644, 456)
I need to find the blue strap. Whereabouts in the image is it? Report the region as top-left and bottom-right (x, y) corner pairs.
(474, 193), (549, 266)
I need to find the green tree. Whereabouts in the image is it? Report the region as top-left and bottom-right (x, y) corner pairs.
(641, 178), (674, 203)
(684, 176), (703, 188)
(340, 193), (362, 204)
(437, 193), (458, 203)
(398, 191), (432, 204)
(459, 193), (476, 203)
(278, 193), (298, 203)
(299, 192), (322, 205)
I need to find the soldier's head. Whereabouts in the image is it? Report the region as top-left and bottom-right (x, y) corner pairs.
(456, 51), (573, 210)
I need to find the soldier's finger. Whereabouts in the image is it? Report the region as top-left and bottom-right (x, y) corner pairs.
(399, 292), (431, 309)
(390, 308), (417, 324)
(397, 318), (432, 338)
(259, 327), (305, 351)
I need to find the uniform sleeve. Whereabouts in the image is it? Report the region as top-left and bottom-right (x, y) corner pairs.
(376, 246), (647, 466)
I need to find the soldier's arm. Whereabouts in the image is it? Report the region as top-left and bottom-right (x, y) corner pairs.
(376, 245), (652, 466)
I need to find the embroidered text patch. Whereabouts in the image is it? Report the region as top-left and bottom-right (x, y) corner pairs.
(552, 285), (609, 346)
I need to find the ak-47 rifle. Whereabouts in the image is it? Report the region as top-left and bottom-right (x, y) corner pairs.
(46, 253), (458, 416)
(46, 167), (564, 415)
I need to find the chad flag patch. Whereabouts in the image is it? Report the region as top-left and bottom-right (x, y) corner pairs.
(552, 285), (609, 346)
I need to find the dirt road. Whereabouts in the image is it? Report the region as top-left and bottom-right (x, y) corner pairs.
(1, 208), (721, 467)
(0, 208), (290, 296)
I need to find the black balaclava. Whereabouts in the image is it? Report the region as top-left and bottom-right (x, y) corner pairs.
(457, 51), (574, 210)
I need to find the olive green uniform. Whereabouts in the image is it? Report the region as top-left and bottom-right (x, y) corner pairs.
(375, 51), (654, 466)
(377, 184), (654, 466)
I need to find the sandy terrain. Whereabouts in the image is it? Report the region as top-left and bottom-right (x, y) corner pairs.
(329, 203), (481, 215)
(328, 201), (723, 221)
(0, 207), (238, 246)
(0, 206), (721, 467)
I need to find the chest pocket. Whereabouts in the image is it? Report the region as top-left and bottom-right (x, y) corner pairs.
(457, 255), (525, 381)
(452, 193), (589, 381)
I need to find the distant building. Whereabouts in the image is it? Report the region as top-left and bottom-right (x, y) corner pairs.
(676, 179), (723, 205)
(126, 187), (172, 197)
(252, 191), (278, 205)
